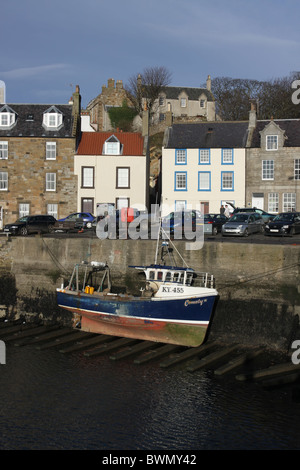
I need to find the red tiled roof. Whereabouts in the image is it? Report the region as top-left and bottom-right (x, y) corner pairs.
(77, 132), (145, 156)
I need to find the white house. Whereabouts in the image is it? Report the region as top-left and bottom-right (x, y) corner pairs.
(75, 131), (147, 214)
(161, 122), (248, 216)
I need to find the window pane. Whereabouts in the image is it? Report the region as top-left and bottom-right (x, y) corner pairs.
(176, 149), (186, 164)
(117, 168), (129, 188)
(198, 172), (210, 190)
(19, 203), (30, 217)
(262, 160), (274, 180)
(175, 172), (187, 190)
(46, 173), (56, 191)
(199, 149), (209, 163)
(295, 159), (300, 180)
(47, 204), (58, 218)
(0, 142), (8, 159)
(82, 167), (94, 187)
(283, 193), (296, 212)
(46, 142), (56, 160)
(0, 172), (8, 190)
(222, 149), (233, 163)
(222, 172), (233, 190)
(267, 135), (278, 150)
(268, 193), (278, 213)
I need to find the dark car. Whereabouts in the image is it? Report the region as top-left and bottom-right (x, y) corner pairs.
(162, 210), (202, 236)
(264, 212), (300, 236)
(54, 212), (95, 232)
(232, 207), (275, 223)
(3, 215), (56, 236)
(222, 212), (265, 237)
(204, 213), (227, 235)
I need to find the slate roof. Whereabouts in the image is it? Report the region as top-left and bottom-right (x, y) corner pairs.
(0, 103), (75, 138)
(160, 86), (214, 102)
(77, 132), (145, 156)
(165, 122), (250, 149)
(250, 119), (300, 148)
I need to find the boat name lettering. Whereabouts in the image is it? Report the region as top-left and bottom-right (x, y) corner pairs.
(162, 286), (184, 293)
(184, 298), (207, 307)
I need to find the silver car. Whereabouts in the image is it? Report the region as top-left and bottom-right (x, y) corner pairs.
(221, 212), (265, 237)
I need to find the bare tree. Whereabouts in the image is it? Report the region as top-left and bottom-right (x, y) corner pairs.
(125, 66), (172, 116)
(210, 72), (300, 121)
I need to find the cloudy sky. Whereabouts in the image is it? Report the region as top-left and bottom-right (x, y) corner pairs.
(1, 0), (299, 108)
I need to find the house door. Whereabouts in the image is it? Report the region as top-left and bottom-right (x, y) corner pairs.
(200, 202), (209, 214)
(252, 194), (264, 210)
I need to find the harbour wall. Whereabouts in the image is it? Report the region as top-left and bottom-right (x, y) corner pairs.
(0, 235), (300, 351)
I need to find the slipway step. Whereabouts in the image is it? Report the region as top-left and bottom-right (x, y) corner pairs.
(214, 349), (264, 376)
(134, 344), (183, 365)
(36, 331), (95, 350)
(187, 345), (238, 372)
(84, 338), (138, 357)
(14, 326), (65, 346)
(60, 334), (115, 354)
(236, 362), (300, 382)
(159, 342), (216, 368)
(0, 323), (37, 339)
(110, 340), (158, 360)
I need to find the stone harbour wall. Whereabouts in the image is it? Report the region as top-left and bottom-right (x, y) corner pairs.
(0, 235), (300, 350)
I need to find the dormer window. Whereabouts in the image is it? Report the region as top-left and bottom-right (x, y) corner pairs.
(266, 135), (278, 150)
(43, 106), (63, 130)
(0, 105), (16, 129)
(104, 135), (121, 155)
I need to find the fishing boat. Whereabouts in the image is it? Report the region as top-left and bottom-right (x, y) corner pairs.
(56, 230), (218, 347)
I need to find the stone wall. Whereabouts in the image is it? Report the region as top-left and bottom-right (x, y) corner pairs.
(0, 235), (300, 349)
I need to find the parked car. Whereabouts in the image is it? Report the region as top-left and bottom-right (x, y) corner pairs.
(264, 212), (300, 236)
(161, 210), (202, 236)
(3, 215), (56, 236)
(231, 207), (275, 223)
(222, 212), (264, 237)
(54, 212), (95, 232)
(204, 213), (227, 235)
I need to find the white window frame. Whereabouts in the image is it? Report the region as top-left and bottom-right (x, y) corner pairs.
(46, 173), (56, 192)
(199, 149), (210, 164)
(117, 167), (130, 188)
(82, 167), (94, 188)
(266, 135), (278, 151)
(46, 142), (56, 160)
(295, 159), (300, 180)
(43, 108), (63, 129)
(198, 171), (211, 191)
(104, 135), (121, 155)
(283, 193), (296, 212)
(0, 141), (8, 159)
(0, 112), (15, 127)
(221, 171), (234, 191)
(180, 98), (187, 108)
(0, 172), (8, 190)
(176, 149), (187, 165)
(268, 193), (279, 213)
(222, 149), (233, 164)
(47, 203), (58, 219)
(262, 160), (274, 180)
(175, 172), (187, 191)
(19, 203), (30, 217)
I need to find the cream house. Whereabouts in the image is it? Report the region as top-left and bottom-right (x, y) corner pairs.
(75, 131), (147, 214)
(161, 122), (248, 216)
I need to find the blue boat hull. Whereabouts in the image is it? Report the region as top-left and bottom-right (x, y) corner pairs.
(57, 290), (217, 347)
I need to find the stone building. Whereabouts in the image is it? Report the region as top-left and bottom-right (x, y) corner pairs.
(246, 105), (300, 212)
(86, 78), (131, 131)
(0, 86), (81, 227)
